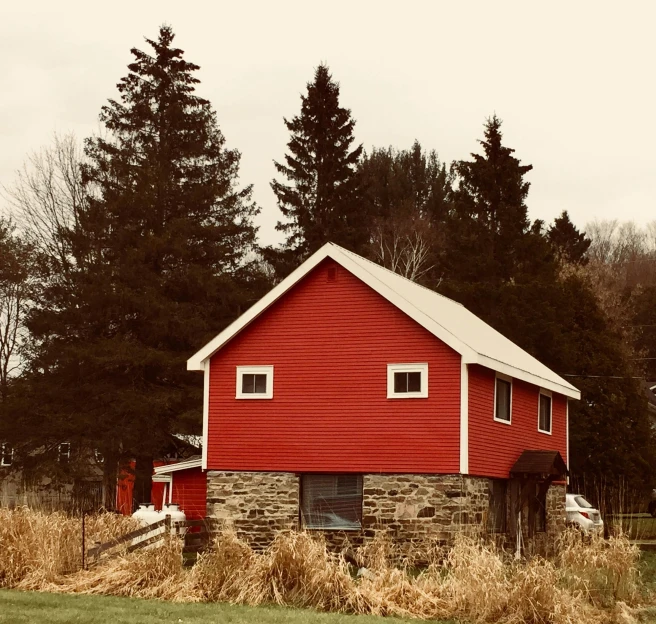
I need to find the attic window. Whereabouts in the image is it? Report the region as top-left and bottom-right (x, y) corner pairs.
(387, 363), (428, 399)
(236, 366), (274, 399)
(494, 375), (512, 424)
(538, 390), (552, 434)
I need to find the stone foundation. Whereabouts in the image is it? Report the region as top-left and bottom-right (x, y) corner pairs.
(206, 471), (566, 553)
(206, 471), (299, 548)
(362, 474), (490, 541)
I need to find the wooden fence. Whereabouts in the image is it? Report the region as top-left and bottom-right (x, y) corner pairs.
(86, 516), (220, 568)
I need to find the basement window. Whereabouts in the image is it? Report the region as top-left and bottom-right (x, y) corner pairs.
(0, 443), (12, 467)
(538, 391), (552, 434)
(236, 366), (274, 399)
(494, 375), (512, 424)
(301, 474), (363, 530)
(387, 363), (428, 399)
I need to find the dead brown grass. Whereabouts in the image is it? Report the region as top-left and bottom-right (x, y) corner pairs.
(0, 508), (650, 624)
(0, 507), (138, 589)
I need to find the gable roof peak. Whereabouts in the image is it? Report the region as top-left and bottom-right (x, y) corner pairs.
(188, 242), (580, 400)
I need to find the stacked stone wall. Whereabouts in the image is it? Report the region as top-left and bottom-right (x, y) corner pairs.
(205, 471), (566, 553)
(206, 471), (299, 548)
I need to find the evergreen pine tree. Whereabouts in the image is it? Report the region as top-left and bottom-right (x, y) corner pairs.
(448, 115), (544, 285)
(269, 64), (363, 273)
(547, 211), (591, 265)
(23, 26), (260, 507)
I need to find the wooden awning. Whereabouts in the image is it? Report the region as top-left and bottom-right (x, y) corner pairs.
(510, 450), (567, 480)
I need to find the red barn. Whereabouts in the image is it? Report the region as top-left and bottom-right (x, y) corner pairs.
(187, 243), (579, 549)
(150, 458), (207, 520)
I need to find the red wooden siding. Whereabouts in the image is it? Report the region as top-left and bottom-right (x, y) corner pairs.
(468, 365), (568, 478)
(171, 468), (207, 520)
(207, 259), (462, 474)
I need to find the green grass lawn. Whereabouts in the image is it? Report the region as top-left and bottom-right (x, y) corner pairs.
(0, 590), (446, 624)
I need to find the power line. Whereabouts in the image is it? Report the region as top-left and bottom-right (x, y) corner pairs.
(561, 374), (645, 380)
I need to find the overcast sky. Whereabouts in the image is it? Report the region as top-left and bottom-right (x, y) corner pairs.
(1, 1), (654, 246)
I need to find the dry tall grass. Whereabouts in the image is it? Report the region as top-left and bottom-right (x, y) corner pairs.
(0, 507), (138, 589)
(0, 508), (649, 624)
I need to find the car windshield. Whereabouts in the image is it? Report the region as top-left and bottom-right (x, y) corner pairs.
(574, 496), (593, 508)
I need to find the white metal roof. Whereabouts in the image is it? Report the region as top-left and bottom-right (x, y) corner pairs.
(188, 243), (580, 399)
(154, 457), (203, 475)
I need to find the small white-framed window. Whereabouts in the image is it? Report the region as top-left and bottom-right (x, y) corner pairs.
(494, 373), (512, 424)
(387, 363), (428, 399)
(58, 442), (71, 463)
(538, 390), (553, 434)
(0, 443), (13, 467)
(236, 365), (274, 399)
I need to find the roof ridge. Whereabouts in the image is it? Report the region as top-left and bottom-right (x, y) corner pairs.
(330, 243), (464, 308)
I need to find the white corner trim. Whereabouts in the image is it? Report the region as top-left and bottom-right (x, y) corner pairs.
(460, 360), (469, 474)
(236, 365), (274, 399)
(538, 389), (553, 435)
(386, 363), (428, 399)
(493, 372), (513, 425)
(202, 361), (209, 470)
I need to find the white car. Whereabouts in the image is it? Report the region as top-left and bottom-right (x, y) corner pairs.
(566, 493), (604, 532)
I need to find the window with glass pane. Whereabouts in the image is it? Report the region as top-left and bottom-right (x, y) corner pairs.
(301, 474), (363, 530)
(242, 373), (267, 394)
(539, 394), (552, 432)
(394, 371), (422, 394)
(0, 444), (12, 467)
(495, 378), (511, 422)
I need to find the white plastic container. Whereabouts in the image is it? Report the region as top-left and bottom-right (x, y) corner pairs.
(131, 503), (165, 546)
(162, 503), (187, 536)
(132, 503), (160, 525)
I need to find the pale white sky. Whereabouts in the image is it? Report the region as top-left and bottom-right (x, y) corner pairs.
(1, 0), (654, 245)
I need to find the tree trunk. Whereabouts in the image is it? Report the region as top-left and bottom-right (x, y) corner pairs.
(101, 449), (120, 511)
(133, 454), (154, 511)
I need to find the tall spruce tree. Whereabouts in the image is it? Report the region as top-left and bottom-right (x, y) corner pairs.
(441, 116), (655, 495)
(548, 211), (591, 265)
(448, 115), (547, 285)
(23, 26), (260, 507)
(269, 64), (364, 273)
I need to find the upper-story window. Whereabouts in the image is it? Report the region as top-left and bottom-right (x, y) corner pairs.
(494, 374), (512, 424)
(387, 363), (428, 399)
(0, 443), (12, 467)
(538, 390), (552, 434)
(236, 365), (274, 399)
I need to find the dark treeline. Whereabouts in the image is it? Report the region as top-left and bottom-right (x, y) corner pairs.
(0, 26), (654, 507)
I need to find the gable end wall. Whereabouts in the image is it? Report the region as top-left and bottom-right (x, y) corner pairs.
(207, 260), (461, 474)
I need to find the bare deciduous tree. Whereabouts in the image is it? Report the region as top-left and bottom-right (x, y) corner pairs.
(370, 215), (435, 282)
(0, 220), (34, 404)
(3, 133), (85, 273)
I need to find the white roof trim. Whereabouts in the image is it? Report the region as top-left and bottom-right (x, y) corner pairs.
(154, 458), (203, 475)
(187, 242), (580, 400)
